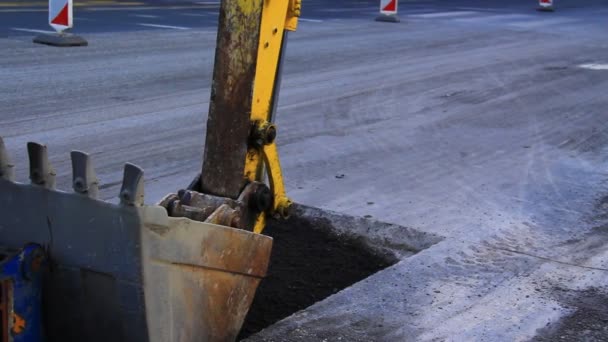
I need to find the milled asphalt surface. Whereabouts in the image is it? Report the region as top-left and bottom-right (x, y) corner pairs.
(1, 0), (608, 340)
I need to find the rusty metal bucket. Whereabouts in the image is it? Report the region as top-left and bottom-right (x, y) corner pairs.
(0, 139), (272, 342)
(142, 207), (272, 341)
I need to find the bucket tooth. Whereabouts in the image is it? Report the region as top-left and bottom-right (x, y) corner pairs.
(70, 151), (99, 198)
(0, 137), (15, 181)
(27, 142), (56, 189)
(119, 163), (144, 206)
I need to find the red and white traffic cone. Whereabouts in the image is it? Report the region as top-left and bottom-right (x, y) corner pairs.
(375, 0), (400, 23)
(33, 0), (87, 46)
(537, 0), (555, 12)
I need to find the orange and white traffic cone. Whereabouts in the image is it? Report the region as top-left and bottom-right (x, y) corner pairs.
(537, 0), (555, 12)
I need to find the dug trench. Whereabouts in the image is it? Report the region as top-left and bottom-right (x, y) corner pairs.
(238, 204), (443, 340)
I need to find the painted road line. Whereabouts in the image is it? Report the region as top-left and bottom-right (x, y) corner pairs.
(299, 18), (323, 23)
(453, 13), (531, 24)
(0, 1), (144, 6)
(75, 1), (144, 6)
(130, 14), (159, 18)
(0, 2), (46, 6)
(180, 12), (212, 17)
(11, 27), (56, 34)
(455, 7), (502, 12)
(323, 8), (375, 12)
(137, 23), (190, 30)
(104, 1), (144, 5)
(509, 18), (576, 29)
(84, 5), (210, 11)
(1, 5), (207, 12)
(410, 11), (478, 18)
(195, 1), (220, 4)
(0, 8), (47, 12)
(579, 63), (608, 70)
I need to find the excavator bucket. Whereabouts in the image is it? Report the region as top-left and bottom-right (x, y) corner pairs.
(0, 140), (272, 341)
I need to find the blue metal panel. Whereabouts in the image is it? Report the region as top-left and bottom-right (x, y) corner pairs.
(0, 244), (46, 342)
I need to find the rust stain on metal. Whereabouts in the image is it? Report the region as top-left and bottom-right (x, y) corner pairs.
(171, 262), (263, 341)
(142, 214), (273, 341)
(11, 312), (25, 335)
(200, 0), (265, 199)
(160, 183), (270, 231)
(204, 204), (242, 228)
(194, 226), (272, 338)
(198, 226), (272, 278)
(1, 280), (10, 342)
(30, 253), (43, 272)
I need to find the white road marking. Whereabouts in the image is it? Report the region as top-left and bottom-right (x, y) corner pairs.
(299, 18), (323, 22)
(323, 7), (373, 12)
(180, 12), (212, 17)
(579, 63), (608, 70)
(130, 14), (159, 18)
(137, 23), (190, 30)
(84, 5), (206, 12)
(11, 27), (55, 34)
(1, 5), (217, 12)
(195, 1), (220, 5)
(453, 13), (531, 23)
(410, 11), (478, 18)
(0, 8), (46, 12)
(455, 7), (498, 12)
(509, 18), (576, 29)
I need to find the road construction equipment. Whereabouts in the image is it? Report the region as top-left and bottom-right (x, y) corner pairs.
(170, 0), (302, 234)
(0, 244), (46, 342)
(0, 0), (300, 340)
(537, 0), (555, 11)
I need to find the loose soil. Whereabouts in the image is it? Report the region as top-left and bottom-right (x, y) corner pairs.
(532, 287), (608, 341)
(238, 214), (396, 340)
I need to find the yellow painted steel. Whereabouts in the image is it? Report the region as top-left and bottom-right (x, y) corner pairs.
(252, 140), (293, 234)
(285, 0), (302, 31)
(249, 1), (291, 122)
(246, 0), (300, 233)
(262, 142), (292, 217)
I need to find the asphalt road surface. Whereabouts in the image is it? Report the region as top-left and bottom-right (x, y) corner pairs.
(2, 0), (608, 340)
(1, 0), (605, 36)
(2, 0), (369, 36)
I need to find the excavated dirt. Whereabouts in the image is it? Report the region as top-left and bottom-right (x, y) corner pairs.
(531, 287), (608, 341)
(238, 214), (397, 340)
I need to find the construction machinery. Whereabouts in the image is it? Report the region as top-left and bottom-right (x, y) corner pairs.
(0, 0), (301, 340)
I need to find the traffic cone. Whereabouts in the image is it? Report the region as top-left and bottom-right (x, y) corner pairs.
(375, 0), (400, 23)
(537, 0), (554, 12)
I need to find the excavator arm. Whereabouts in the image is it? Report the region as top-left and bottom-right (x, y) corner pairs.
(161, 0), (301, 234)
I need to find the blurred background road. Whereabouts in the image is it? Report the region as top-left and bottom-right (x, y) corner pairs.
(1, 0), (607, 36)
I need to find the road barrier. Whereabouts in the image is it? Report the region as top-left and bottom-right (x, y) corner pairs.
(375, 0), (400, 23)
(33, 0), (87, 47)
(49, 0), (72, 32)
(537, 0), (554, 12)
